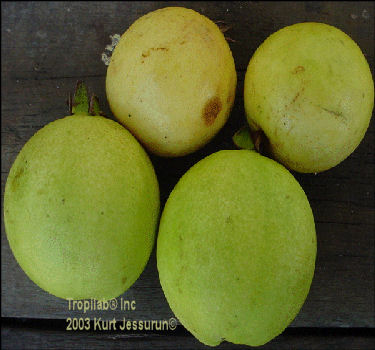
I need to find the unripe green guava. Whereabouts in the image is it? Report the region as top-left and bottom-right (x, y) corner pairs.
(4, 114), (160, 300)
(157, 150), (316, 346)
(244, 22), (374, 173)
(106, 7), (237, 157)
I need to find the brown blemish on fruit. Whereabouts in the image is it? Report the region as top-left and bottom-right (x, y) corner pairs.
(318, 106), (347, 124)
(202, 96), (222, 126)
(14, 166), (24, 179)
(227, 93), (234, 103)
(11, 165), (25, 190)
(122, 276), (127, 284)
(293, 66), (305, 74)
(291, 87), (305, 104)
(141, 47), (169, 60)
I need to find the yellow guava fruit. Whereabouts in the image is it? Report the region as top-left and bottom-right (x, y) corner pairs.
(106, 7), (237, 157)
(244, 22), (374, 173)
(157, 150), (316, 346)
(4, 83), (160, 300)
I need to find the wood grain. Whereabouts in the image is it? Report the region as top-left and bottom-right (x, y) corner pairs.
(2, 323), (375, 350)
(1, 1), (374, 348)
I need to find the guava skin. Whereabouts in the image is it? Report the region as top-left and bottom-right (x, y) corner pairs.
(244, 22), (374, 173)
(4, 115), (160, 300)
(157, 150), (316, 347)
(106, 7), (237, 157)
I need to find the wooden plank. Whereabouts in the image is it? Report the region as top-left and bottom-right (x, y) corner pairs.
(1, 0), (374, 332)
(1, 2), (373, 76)
(2, 324), (375, 350)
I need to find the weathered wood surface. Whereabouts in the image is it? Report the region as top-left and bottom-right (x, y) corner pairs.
(2, 324), (375, 350)
(1, 1), (374, 349)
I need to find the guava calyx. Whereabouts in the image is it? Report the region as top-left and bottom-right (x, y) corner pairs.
(232, 125), (255, 150)
(233, 125), (270, 156)
(67, 80), (106, 117)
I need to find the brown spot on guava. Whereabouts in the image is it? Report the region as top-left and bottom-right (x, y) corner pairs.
(141, 47), (169, 62)
(291, 87), (305, 104)
(293, 66), (305, 74)
(144, 47), (168, 56)
(202, 96), (222, 126)
(319, 106), (347, 124)
(14, 166), (24, 179)
(122, 276), (127, 284)
(10, 165), (25, 190)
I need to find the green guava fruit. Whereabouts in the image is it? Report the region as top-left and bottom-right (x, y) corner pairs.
(106, 7), (237, 157)
(4, 82), (160, 300)
(244, 22), (374, 173)
(157, 150), (316, 347)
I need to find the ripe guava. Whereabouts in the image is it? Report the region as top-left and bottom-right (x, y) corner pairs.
(4, 83), (160, 300)
(106, 7), (237, 157)
(244, 22), (374, 173)
(157, 150), (316, 346)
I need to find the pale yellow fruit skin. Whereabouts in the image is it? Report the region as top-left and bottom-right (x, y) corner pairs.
(4, 115), (160, 300)
(106, 7), (237, 157)
(157, 150), (316, 347)
(244, 22), (374, 173)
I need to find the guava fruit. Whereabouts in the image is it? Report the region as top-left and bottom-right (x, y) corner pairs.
(243, 22), (374, 173)
(106, 7), (237, 157)
(4, 82), (160, 300)
(157, 150), (316, 347)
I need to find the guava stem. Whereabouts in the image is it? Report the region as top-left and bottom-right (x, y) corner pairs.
(215, 20), (232, 33)
(214, 20), (236, 42)
(232, 125), (270, 156)
(89, 95), (101, 116)
(232, 125), (255, 150)
(70, 81), (104, 117)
